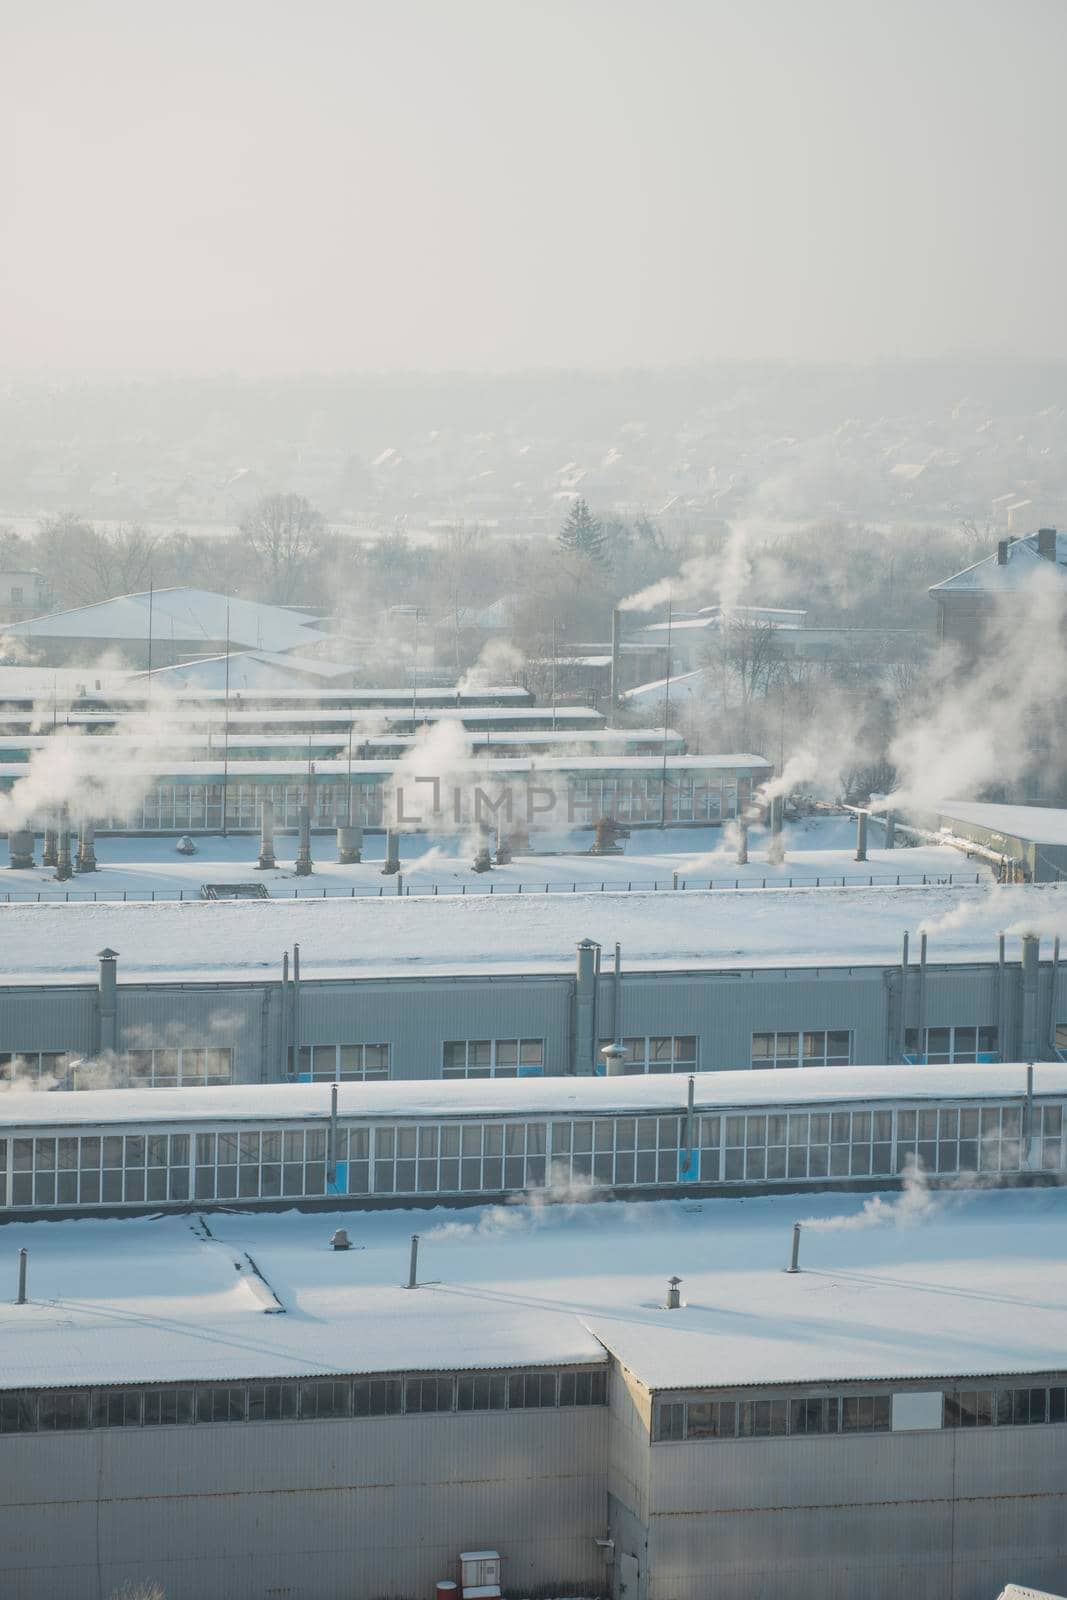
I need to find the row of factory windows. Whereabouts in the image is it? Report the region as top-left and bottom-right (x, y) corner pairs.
(3, 1103), (1062, 1208)
(0, 1366), (608, 1436)
(654, 1384), (1067, 1442)
(86, 775), (753, 832)
(0, 1027), (1021, 1093)
(0, 1027), (1033, 1091)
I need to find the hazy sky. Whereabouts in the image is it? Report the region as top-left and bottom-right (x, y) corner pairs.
(4, 0), (1065, 373)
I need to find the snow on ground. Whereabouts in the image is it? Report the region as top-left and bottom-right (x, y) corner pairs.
(0, 816), (986, 903)
(0, 878), (1058, 984)
(3, 1187), (1067, 1392)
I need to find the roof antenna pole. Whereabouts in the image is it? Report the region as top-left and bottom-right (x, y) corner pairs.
(659, 593), (673, 829)
(222, 603), (231, 838)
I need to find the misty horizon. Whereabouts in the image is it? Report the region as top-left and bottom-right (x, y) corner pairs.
(7, 0), (1067, 374)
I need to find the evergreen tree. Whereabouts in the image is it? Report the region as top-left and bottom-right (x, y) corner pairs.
(557, 498), (607, 564)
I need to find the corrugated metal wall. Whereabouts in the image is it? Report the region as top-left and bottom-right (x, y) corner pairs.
(0, 959), (1061, 1081)
(0, 1408), (609, 1600)
(646, 1426), (1067, 1600)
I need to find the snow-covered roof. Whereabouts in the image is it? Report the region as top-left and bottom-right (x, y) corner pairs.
(930, 531), (1067, 595)
(0, 881), (1058, 985)
(935, 802), (1067, 849)
(127, 651), (358, 691)
(3, 1188), (1067, 1391)
(622, 668), (717, 706)
(3, 590), (330, 653)
(1, 1062), (1058, 1130)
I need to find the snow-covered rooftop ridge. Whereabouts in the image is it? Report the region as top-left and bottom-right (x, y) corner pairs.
(930, 530), (1067, 594)
(3, 1188), (1067, 1391)
(3, 589), (330, 652)
(0, 881), (1059, 984)
(1, 1062), (1058, 1129)
(935, 801), (1067, 848)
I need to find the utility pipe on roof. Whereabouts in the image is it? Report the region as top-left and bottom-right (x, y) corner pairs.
(997, 932), (1006, 1059)
(899, 931), (909, 1060)
(917, 932), (928, 1062)
(97, 948), (118, 1056)
(1021, 934), (1040, 1062)
(292, 943), (301, 1078)
(1048, 936), (1061, 1055)
(574, 939), (599, 1076)
(281, 949), (290, 1076)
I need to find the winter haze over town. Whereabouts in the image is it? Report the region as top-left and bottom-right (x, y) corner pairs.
(3, 4), (1067, 1600)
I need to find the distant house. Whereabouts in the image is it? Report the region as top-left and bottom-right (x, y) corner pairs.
(930, 527), (1066, 656)
(0, 570), (49, 626)
(2, 588), (333, 669)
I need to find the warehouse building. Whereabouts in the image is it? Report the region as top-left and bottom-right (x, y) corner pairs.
(924, 802), (1067, 884)
(1, 1177), (1066, 1600)
(0, 886), (1062, 1090)
(0, 1061), (1061, 1215)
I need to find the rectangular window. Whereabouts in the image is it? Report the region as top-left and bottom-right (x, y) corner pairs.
(442, 1039), (544, 1078)
(404, 1376), (454, 1413)
(904, 1026), (998, 1064)
(292, 1043), (391, 1082)
(751, 1031), (852, 1069)
(457, 1373), (508, 1411)
(595, 1036), (698, 1075)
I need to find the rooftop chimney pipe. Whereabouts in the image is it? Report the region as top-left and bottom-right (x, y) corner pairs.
(665, 1276), (682, 1310)
(97, 948), (118, 1055)
(16, 1249), (27, 1306)
(407, 1233), (420, 1289)
(855, 810), (868, 863)
(609, 607), (622, 724)
(1021, 933), (1040, 1061)
(787, 1222), (802, 1273)
(75, 820), (97, 873)
(8, 829), (34, 870)
(736, 819), (749, 866)
(54, 808), (73, 881)
(257, 796), (276, 870)
(336, 822), (362, 864)
(295, 803), (313, 876)
(884, 810), (896, 851)
(1037, 527), (1058, 561)
(381, 829), (400, 874)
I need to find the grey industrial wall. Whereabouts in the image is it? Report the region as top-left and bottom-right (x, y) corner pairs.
(0, 957), (1060, 1078)
(0, 1406), (609, 1600)
(645, 1420), (1067, 1600)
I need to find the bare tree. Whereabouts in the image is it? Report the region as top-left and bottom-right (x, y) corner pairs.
(238, 493), (326, 604)
(710, 617), (784, 748)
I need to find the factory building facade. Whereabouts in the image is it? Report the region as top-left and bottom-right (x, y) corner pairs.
(1, 928), (1061, 1093)
(2, 1284), (1067, 1600)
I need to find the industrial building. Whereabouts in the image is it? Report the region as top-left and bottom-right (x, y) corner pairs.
(0, 752), (769, 833)
(1, 1166), (1067, 1600)
(0, 1060), (1061, 1215)
(923, 802), (1067, 884)
(0, 885), (1061, 1091)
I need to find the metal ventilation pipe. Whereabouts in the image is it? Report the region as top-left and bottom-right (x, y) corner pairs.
(42, 821), (58, 867)
(55, 809), (73, 882)
(1047, 936), (1061, 1055)
(1023, 1063), (1035, 1163)
(75, 820), (97, 873)
(665, 1276), (682, 1310)
(381, 829), (400, 874)
(682, 1075), (696, 1165)
(295, 804), (313, 876)
(917, 932), (928, 1062)
(736, 819), (749, 866)
(281, 949), (291, 1075)
(769, 795), (784, 837)
(292, 943), (301, 1075)
(574, 938), (599, 1076)
(1021, 933), (1040, 1061)
(884, 810), (896, 851)
(787, 1222), (802, 1273)
(257, 797), (276, 870)
(8, 829), (34, 869)
(97, 948), (119, 1055)
(336, 822), (362, 864)
(407, 1234), (420, 1289)
(609, 607), (622, 723)
(899, 931), (909, 1059)
(16, 1249), (28, 1306)
(855, 810), (868, 862)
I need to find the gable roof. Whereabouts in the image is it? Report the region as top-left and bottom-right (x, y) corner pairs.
(931, 531), (1067, 595)
(4, 589), (327, 653)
